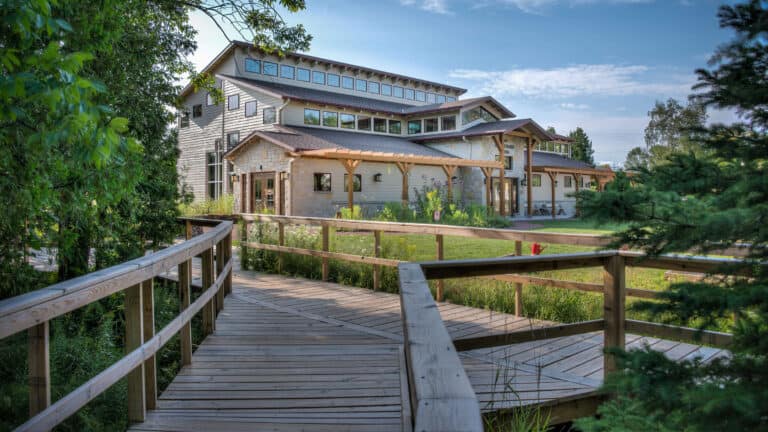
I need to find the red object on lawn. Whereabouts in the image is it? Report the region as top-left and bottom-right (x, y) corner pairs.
(531, 243), (545, 255)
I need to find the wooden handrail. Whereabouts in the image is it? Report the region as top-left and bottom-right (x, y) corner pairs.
(0, 218), (234, 430)
(399, 263), (483, 431)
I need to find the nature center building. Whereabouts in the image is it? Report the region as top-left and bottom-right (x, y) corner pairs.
(177, 41), (613, 218)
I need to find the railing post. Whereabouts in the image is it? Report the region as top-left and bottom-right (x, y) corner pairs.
(201, 248), (216, 335)
(141, 279), (157, 410)
(277, 222), (285, 273)
(28, 321), (50, 417)
(242, 221), (251, 271)
(436, 234), (444, 301)
(178, 259), (193, 366)
(225, 231), (233, 296)
(321, 225), (329, 281)
(216, 239), (225, 313)
(603, 254), (626, 374)
(514, 240), (523, 317)
(373, 230), (381, 291)
(125, 283), (145, 423)
(185, 219), (192, 240)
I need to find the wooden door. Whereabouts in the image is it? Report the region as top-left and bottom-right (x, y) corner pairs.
(492, 178), (517, 215)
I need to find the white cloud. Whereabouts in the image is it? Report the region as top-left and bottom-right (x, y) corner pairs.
(400, 0), (450, 14)
(559, 102), (590, 110)
(450, 64), (693, 99)
(500, 0), (653, 13)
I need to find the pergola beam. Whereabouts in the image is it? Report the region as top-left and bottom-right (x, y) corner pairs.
(296, 149), (500, 169)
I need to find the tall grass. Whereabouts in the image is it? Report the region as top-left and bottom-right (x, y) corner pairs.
(178, 194), (234, 216)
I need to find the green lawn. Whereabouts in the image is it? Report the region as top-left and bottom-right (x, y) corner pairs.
(521, 218), (629, 235)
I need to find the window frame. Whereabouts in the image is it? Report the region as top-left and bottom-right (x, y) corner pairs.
(262, 61), (278, 76)
(405, 88), (415, 100)
(407, 119), (422, 135)
(326, 73), (340, 87)
(426, 93), (436, 103)
(192, 104), (203, 118)
(342, 76), (354, 89)
(297, 68), (310, 82)
(322, 111), (338, 128)
(304, 108), (321, 125)
(415, 90), (426, 102)
(532, 174), (542, 187)
(244, 58), (261, 73)
(424, 117), (438, 133)
(340, 113), (355, 129)
(564, 176), (573, 188)
(368, 81), (380, 94)
(313, 173), (332, 192)
(263, 107), (276, 124)
(311, 71), (326, 85)
(227, 94), (239, 111)
(355, 79), (367, 92)
(373, 118), (387, 133)
(381, 84), (392, 96)
(280, 64), (295, 79)
(357, 116), (371, 131)
(244, 100), (257, 118)
(436, 94), (446, 103)
(180, 110), (190, 128)
(226, 131), (240, 150)
(388, 119), (402, 134)
(343, 173), (362, 192)
(206, 93), (216, 106)
(440, 115), (456, 131)
(393, 86), (404, 98)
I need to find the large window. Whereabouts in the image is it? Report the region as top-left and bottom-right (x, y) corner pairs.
(206, 149), (223, 199)
(192, 104), (202, 118)
(405, 88), (415, 100)
(564, 175), (573, 188)
(532, 174), (542, 187)
(244, 58), (260, 73)
(226, 131), (239, 150)
(244, 101), (257, 117)
(313, 173), (331, 192)
(389, 120), (402, 134)
(355, 79), (367, 92)
(408, 120), (422, 135)
(304, 108), (320, 125)
(373, 118), (387, 133)
(263, 107), (276, 124)
(358, 116), (371, 131)
(327, 74), (340, 87)
(227, 94), (239, 110)
(322, 111), (338, 127)
(368, 82), (380, 94)
(206, 93), (216, 106)
(342, 76), (354, 89)
(424, 118), (438, 133)
(280, 64), (295, 79)
(381, 84), (392, 96)
(426, 93), (436, 104)
(393, 86), (404, 98)
(498, 154), (512, 170)
(262, 61), (278, 76)
(440, 115), (456, 131)
(436, 94), (446, 103)
(297, 68), (310, 82)
(446, 96), (457, 102)
(461, 106), (498, 124)
(180, 111), (189, 128)
(415, 90), (426, 102)
(312, 71), (325, 85)
(340, 113), (355, 129)
(343, 174), (362, 192)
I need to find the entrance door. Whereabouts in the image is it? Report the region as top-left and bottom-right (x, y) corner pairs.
(492, 178), (518, 215)
(250, 172), (275, 213)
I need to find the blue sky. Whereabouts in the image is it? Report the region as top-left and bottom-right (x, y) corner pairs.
(189, 0), (737, 165)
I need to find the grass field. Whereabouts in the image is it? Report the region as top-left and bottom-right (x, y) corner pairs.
(242, 219), (692, 325)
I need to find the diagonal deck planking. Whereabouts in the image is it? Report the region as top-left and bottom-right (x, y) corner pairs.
(131, 269), (728, 431)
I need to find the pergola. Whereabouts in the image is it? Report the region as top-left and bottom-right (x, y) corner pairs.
(292, 148), (502, 212)
(532, 166), (615, 219)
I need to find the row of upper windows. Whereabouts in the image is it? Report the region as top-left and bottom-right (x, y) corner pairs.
(534, 141), (572, 157)
(179, 94), (276, 128)
(302, 108), (457, 135)
(244, 57), (457, 104)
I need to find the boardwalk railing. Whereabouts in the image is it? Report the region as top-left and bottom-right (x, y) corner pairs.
(0, 218), (233, 432)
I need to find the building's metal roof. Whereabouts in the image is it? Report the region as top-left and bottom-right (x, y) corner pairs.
(411, 119), (553, 142)
(526, 151), (595, 170)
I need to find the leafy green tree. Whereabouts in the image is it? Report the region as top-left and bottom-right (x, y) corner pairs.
(576, 1), (768, 430)
(569, 127), (595, 165)
(644, 98), (707, 150)
(624, 146), (650, 170)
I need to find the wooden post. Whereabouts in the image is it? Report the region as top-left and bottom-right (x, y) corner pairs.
(321, 225), (329, 281)
(481, 167), (493, 214)
(240, 174), (246, 212)
(548, 172), (558, 220)
(514, 240), (523, 317)
(396, 162), (413, 206)
(277, 222), (285, 273)
(493, 134), (506, 216)
(141, 279), (156, 410)
(224, 231), (232, 296)
(436, 234), (444, 301)
(373, 230), (381, 291)
(603, 254), (626, 374)
(178, 259), (193, 366)
(248, 173), (253, 213)
(28, 321), (50, 417)
(527, 137), (534, 217)
(573, 173), (580, 217)
(216, 239), (225, 312)
(242, 221), (251, 271)
(125, 283), (145, 423)
(441, 165), (457, 202)
(185, 220), (192, 240)
(201, 248), (215, 335)
(341, 159), (361, 212)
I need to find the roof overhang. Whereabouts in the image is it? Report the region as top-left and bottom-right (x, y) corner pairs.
(532, 165), (615, 177)
(413, 119), (552, 144)
(224, 129), (299, 161)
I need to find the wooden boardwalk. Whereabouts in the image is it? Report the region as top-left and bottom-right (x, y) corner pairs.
(131, 269), (728, 431)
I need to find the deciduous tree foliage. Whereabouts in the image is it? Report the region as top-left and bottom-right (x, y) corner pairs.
(568, 127), (595, 165)
(576, 2), (768, 430)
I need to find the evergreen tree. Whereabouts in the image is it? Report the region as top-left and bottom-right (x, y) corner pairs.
(569, 127), (595, 165)
(576, 1), (768, 430)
